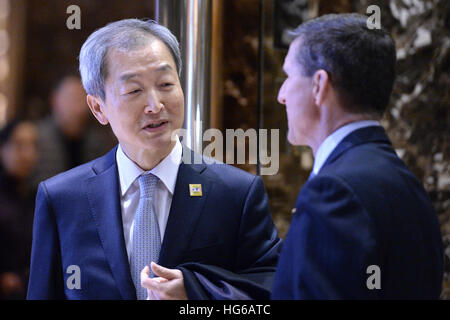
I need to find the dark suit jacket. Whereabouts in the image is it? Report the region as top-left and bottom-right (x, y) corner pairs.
(272, 126), (443, 299)
(27, 146), (281, 299)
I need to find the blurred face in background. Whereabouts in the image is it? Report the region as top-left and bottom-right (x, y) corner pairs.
(0, 121), (38, 180)
(51, 76), (90, 130)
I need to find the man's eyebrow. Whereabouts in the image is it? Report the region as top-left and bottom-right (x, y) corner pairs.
(119, 64), (174, 82)
(119, 73), (138, 82)
(155, 64), (173, 72)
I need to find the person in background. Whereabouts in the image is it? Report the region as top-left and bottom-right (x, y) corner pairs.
(271, 13), (443, 299)
(31, 74), (116, 187)
(0, 119), (38, 299)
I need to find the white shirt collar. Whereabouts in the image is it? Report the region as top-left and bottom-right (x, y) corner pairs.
(313, 120), (381, 175)
(116, 137), (182, 196)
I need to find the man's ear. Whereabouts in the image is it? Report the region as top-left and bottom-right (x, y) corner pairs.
(312, 69), (329, 106)
(87, 95), (109, 125)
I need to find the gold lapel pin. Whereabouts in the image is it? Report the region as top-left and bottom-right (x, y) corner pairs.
(189, 184), (202, 197)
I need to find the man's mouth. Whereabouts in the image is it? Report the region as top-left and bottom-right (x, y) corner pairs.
(143, 121), (169, 131)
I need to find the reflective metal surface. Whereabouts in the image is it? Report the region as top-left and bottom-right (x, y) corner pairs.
(157, 0), (211, 152)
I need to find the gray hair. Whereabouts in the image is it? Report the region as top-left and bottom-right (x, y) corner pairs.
(79, 18), (182, 100)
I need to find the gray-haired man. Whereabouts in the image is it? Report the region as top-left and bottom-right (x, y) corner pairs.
(27, 19), (281, 300)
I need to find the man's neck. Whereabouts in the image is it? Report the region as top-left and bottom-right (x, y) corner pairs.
(311, 113), (376, 156)
(121, 141), (176, 171)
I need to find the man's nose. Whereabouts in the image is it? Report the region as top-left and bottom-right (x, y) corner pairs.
(144, 93), (163, 114)
(277, 84), (286, 105)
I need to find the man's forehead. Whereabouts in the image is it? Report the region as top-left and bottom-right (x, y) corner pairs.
(107, 44), (176, 79)
(118, 63), (174, 82)
(283, 46), (295, 71)
(288, 38), (302, 56)
(108, 41), (170, 61)
(284, 38), (303, 71)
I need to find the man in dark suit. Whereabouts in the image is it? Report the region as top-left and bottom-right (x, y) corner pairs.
(27, 19), (281, 300)
(271, 13), (443, 299)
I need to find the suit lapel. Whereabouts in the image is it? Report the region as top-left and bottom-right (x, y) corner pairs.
(158, 160), (212, 268)
(321, 125), (391, 171)
(85, 147), (136, 300)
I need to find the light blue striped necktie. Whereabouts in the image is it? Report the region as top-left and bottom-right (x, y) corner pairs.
(130, 173), (161, 300)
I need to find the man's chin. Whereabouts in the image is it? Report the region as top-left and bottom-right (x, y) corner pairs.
(287, 133), (301, 146)
(141, 136), (175, 152)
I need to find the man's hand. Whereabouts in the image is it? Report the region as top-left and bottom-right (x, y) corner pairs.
(140, 262), (188, 300)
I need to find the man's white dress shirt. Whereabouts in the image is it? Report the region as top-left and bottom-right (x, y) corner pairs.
(312, 120), (381, 175)
(116, 139), (182, 261)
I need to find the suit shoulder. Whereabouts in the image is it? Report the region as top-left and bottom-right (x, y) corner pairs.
(300, 174), (354, 202)
(321, 142), (404, 182)
(205, 161), (256, 180)
(42, 156), (102, 192)
(202, 161), (258, 189)
(315, 142), (435, 217)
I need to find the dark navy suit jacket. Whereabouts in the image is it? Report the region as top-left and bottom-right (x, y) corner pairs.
(272, 126), (443, 299)
(27, 146), (281, 299)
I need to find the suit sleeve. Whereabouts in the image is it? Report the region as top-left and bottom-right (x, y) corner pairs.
(271, 175), (380, 299)
(27, 182), (65, 299)
(178, 176), (282, 299)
